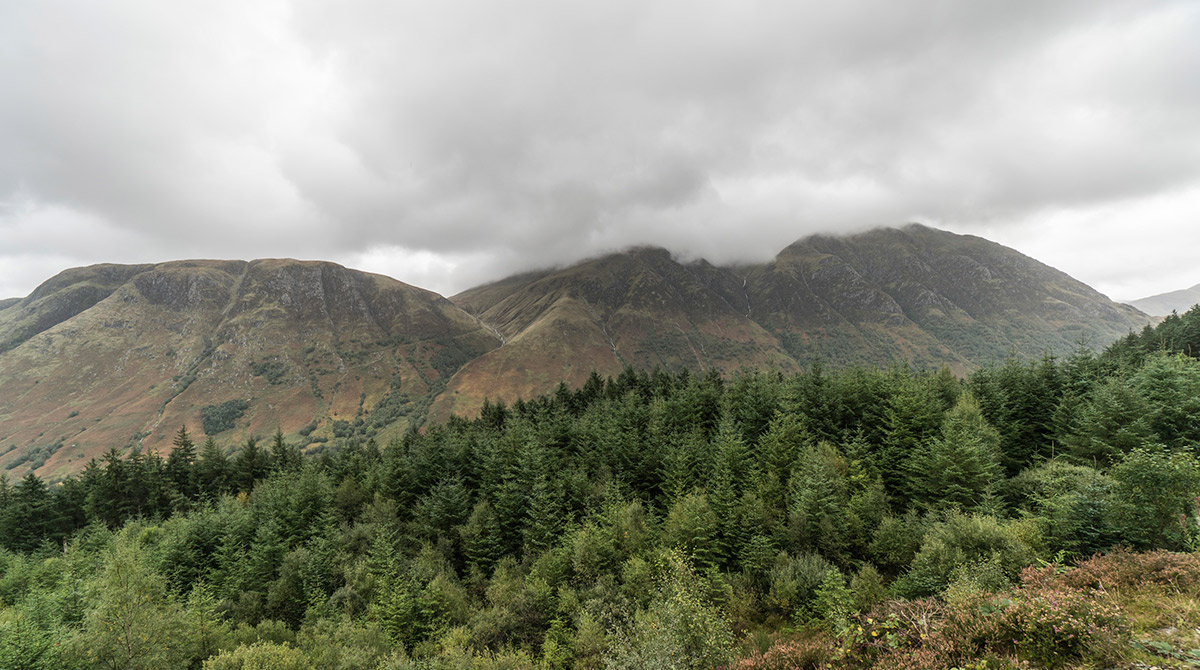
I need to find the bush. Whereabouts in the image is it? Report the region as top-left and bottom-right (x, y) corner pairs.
(765, 552), (835, 618)
(202, 641), (312, 670)
(733, 635), (833, 670)
(604, 551), (733, 670)
(1008, 459), (1118, 557)
(975, 588), (1125, 669)
(201, 399), (250, 435)
(1029, 548), (1200, 594)
(1109, 447), (1200, 550)
(896, 513), (1039, 598)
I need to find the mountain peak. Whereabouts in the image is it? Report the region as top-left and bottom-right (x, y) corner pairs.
(0, 227), (1152, 478)
(0, 258), (500, 478)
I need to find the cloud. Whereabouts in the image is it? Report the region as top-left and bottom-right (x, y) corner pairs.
(1, 0), (1198, 299)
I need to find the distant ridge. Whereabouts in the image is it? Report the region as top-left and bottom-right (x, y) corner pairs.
(1129, 283), (1200, 316)
(0, 226), (1151, 478)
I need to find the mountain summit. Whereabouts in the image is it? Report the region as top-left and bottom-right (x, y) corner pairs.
(441, 224), (1146, 415)
(0, 226), (1148, 477)
(0, 259), (500, 477)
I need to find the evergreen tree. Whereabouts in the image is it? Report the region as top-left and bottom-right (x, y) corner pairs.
(165, 426), (198, 502)
(233, 437), (269, 492)
(902, 392), (1003, 511)
(269, 428), (301, 473)
(879, 369), (947, 503)
(195, 437), (233, 496)
(662, 492), (721, 568)
(1068, 375), (1153, 465)
(788, 442), (852, 563)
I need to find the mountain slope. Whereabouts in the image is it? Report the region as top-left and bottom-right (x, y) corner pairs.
(1130, 283), (1200, 316)
(745, 224), (1146, 367)
(436, 248), (798, 419)
(0, 259), (499, 478)
(0, 225), (1152, 478)
(442, 225), (1148, 416)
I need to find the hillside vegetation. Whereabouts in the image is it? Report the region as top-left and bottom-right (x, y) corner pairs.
(0, 226), (1150, 479)
(2, 327), (1200, 667)
(444, 225), (1148, 417)
(0, 259), (500, 477)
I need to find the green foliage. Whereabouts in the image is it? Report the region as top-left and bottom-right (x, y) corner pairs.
(1109, 446), (1200, 550)
(765, 552), (835, 619)
(1008, 459), (1117, 557)
(604, 551), (733, 670)
(201, 400), (250, 435)
(4, 352), (1200, 668)
(662, 492), (721, 569)
(897, 513), (1039, 598)
(74, 537), (195, 670)
(248, 359), (289, 385)
(202, 641), (312, 670)
(0, 606), (68, 670)
(902, 393), (1002, 511)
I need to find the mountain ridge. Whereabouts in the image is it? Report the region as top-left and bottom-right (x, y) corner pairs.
(0, 226), (1150, 478)
(1130, 283), (1200, 316)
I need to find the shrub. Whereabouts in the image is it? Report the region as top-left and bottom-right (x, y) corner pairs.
(201, 399), (250, 435)
(975, 588), (1125, 669)
(1030, 548), (1200, 594)
(839, 574), (1127, 670)
(765, 552), (835, 617)
(733, 635), (833, 670)
(202, 641), (312, 670)
(1109, 447), (1200, 550)
(604, 551), (733, 670)
(896, 513), (1039, 598)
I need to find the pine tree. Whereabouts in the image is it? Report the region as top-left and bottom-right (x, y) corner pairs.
(879, 369), (947, 504)
(269, 428), (301, 473)
(195, 437), (232, 497)
(165, 426), (197, 502)
(902, 393), (1003, 511)
(233, 437), (268, 492)
(788, 442), (852, 562)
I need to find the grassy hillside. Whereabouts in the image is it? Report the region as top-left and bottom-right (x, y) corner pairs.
(0, 259), (499, 478)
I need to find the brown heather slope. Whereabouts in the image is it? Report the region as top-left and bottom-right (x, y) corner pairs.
(434, 248), (798, 419)
(0, 259), (499, 479)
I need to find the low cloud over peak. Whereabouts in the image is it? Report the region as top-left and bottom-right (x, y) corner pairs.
(2, 0), (1198, 301)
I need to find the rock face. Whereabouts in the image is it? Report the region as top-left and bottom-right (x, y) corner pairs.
(0, 259), (499, 479)
(0, 226), (1151, 479)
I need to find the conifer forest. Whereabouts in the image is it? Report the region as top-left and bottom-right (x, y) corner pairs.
(5, 307), (1200, 669)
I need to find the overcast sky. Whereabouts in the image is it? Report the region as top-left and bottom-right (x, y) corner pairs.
(2, 1), (1198, 303)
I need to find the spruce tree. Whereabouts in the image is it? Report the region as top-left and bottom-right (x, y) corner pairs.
(165, 426), (197, 501)
(902, 392), (1003, 511)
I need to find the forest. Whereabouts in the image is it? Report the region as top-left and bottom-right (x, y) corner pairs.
(4, 305), (1200, 669)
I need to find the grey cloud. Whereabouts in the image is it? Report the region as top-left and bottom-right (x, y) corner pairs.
(1, 0), (1198, 299)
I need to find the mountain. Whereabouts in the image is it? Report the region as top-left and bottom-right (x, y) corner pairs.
(440, 225), (1147, 417)
(0, 259), (499, 478)
(0, 225), (1151, 478)
(1129, 283), (1200, 316)
(437, 247), (799, 418)
(739, 225), (1146, 368)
